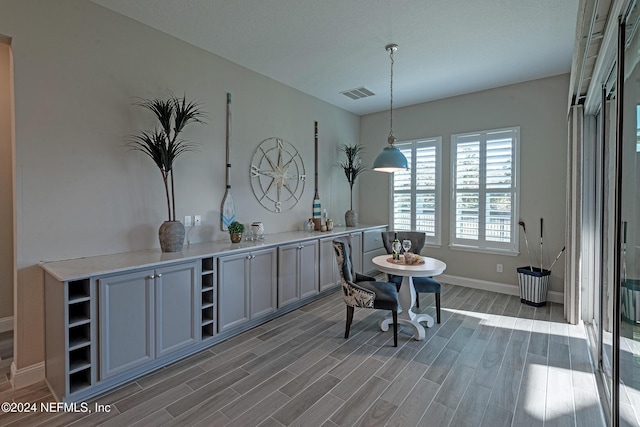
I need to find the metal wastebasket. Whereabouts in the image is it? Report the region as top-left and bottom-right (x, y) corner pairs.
(517, 266), (551, 307)
(622, 278), (640, 323)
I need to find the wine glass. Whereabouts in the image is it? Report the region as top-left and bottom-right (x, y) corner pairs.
(392, 240), (402, 261)
(402, 239), (412, 254)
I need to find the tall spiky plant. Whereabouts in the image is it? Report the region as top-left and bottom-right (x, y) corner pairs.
(126, 94), (206, 221)
(339, 144), (367, 210)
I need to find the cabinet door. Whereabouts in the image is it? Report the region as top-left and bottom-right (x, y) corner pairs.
(218, 253), (249, 333)
(155, 262), (197, 358)
(350, 232), (363, 274)
(99, 270), (154, 379)
(363, 227), (387, 275)
(249, 248), (277, 319)
(320, 237), (340, 292)
(278, 244), (300, 307)
(299, 240), (319, 299)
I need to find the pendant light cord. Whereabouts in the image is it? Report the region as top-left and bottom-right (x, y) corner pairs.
(386, 44), (397, 145)
(389, 47), (394, 138)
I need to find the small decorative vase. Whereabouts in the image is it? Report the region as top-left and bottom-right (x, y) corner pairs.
(345, 210), (357, 227)
(159, 220), (185, 252)
(250, 221), (264, 240)
(230, 232), (242, 243)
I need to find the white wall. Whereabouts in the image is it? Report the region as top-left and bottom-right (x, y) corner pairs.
(0, 42), (13, 323)
(1, 0), (359, 373)
(359, 75), (569, 295)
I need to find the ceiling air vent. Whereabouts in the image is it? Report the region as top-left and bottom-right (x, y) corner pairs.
(340, 87), (375, 100)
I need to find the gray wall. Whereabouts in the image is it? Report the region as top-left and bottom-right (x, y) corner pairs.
(359, 74), (569, 294)
(0, 42), (13, 323)
(1, 0), (359, 370)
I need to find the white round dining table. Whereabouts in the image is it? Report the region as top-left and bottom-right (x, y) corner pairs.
(372, 254), (446, 341)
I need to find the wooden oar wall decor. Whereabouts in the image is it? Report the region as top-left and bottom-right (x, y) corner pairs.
(312, 121), (322, 230)
(220, 92), (236, 231)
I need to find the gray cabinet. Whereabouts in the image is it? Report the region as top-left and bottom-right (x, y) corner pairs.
(278, 240), (319, 307)
(200, 257), (216, 341)
(42, 224), (387, 402)
(362, 227), (387, 275)
(155, 263), (198, 357)
(319, 232), (362, 292)
(319, 237), (340, 292)
(349, 232), (363, 273)
(98, 261), (197, 379)
(44, 275), (96, 401)
(218, 247), (277, 333)
(250, 248), (278, 318)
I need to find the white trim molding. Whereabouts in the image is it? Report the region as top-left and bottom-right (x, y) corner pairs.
(10, 361), (45, 389)
(439, 274), (564, 305)
(0, 316), (12, 333)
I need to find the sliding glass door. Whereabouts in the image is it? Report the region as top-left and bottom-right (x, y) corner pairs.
(618, 4), (640, 423)
(599, 83), (617, 412)
(587, 3), (640, 425)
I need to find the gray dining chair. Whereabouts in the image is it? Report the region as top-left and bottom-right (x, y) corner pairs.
(333, 236), (399, 346)
(381, 231), (442, 323)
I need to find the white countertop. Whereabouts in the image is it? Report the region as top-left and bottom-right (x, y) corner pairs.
(41, 224), (387, 282)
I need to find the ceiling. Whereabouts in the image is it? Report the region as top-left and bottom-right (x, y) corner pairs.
(90, 0), (580, 116)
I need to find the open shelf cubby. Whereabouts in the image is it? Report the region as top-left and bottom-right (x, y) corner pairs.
(201, 323), (214, 339)
(201, 257), (214, 274)
(68, 279), (90, 302)
(68, 301), (91, 326)
(202, 289), (214, 306)
(69, 345), (91, 373)
(202, 272), (214, 290)
(202, 306), (214, 323)
(69, 368), (92, 394)
(68, 323), (91, 350)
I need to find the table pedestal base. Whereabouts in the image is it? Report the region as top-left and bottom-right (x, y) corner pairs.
(379, 275), (434, 341)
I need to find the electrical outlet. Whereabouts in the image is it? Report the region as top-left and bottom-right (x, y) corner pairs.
(184, 215), (192, 227)
(194, 215), (201, 226)
(496, 263), (503, 273)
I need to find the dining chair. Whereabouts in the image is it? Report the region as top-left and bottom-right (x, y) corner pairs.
(381, 231), (442, 323)
(333, 236), (399, 346)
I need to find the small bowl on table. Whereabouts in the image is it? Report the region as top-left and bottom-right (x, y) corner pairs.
(403, 252), (416, 264)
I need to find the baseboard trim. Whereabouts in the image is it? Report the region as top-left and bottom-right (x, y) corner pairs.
(0, 316), (13, 333)
(10, 361), (45, 389)
(438, 274), (564, 304)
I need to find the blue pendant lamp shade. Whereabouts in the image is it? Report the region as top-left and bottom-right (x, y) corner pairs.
(373, 43), (408, 173)
(373, 139), (408, 172)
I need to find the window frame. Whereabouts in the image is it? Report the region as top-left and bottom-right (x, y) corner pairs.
(450, 126), (520, 255)
(389, 137), (442, 246)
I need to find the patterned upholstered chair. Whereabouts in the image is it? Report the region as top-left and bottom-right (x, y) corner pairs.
(333, 236), (399, 346)
(381, 231), (442, 323)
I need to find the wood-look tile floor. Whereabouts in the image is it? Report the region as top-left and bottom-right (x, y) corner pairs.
(0, 284), (607, 427)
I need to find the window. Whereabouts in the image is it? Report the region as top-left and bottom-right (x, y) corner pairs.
(391, 137), (442, 245)
(451, 127), (519, 254)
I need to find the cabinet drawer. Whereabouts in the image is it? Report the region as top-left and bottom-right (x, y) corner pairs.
(363, 247), (388, 274)
(363, 228), (386, 252)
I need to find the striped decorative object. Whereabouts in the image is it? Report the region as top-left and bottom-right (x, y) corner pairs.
(622, 279), (640, 323)
(313, 199), (321, 218)
(517, 267), (550, 307)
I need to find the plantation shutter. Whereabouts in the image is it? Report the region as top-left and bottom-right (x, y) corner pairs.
(392, 138), (441, 245)
(451, 128), (519, 253)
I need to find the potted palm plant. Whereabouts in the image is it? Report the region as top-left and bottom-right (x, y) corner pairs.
(339, 144), (367, 227)
(127, 94), (206, 252)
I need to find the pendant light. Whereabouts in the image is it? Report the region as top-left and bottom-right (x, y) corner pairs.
(373, 43), (408, 173)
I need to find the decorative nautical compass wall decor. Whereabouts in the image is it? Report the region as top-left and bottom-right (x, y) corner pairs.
(250, 137), (306, 212)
